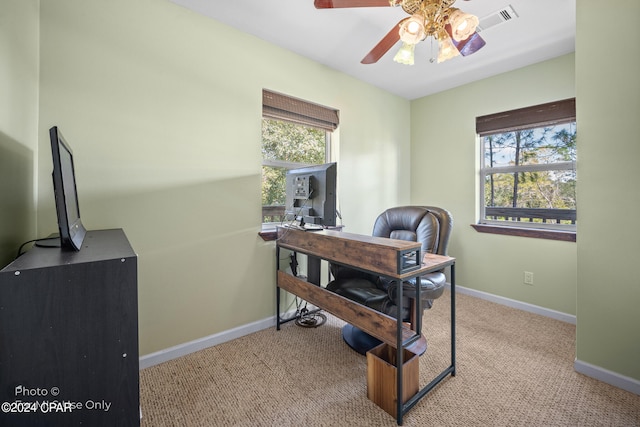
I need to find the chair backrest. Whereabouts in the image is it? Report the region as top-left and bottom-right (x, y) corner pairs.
(371, 206), (453, 256)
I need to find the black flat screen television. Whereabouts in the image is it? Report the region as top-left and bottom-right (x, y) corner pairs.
(285, 162), (337, 227)
(49, 126), (86, 251)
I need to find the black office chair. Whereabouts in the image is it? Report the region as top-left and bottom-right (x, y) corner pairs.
(326, 206), (453, 354)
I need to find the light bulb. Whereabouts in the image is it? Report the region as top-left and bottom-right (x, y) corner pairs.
(448, 9), (478, 41)
(399, 14), (425, 44)
(407, 20), (422, 35)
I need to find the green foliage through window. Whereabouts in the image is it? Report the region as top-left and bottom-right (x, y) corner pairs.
(261, 119), (327, 223)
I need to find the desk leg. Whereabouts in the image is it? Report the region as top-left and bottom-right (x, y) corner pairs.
(451, 263), (456, 375)
(401, 261), (456, 423)
(396, 278), (404, 426)
(307, 255), (321, 286)
(276, 245), (281, 331)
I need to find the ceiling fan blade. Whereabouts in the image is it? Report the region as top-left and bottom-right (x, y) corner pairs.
(314, 0), (394, 9)
(361, 19), (405, 64)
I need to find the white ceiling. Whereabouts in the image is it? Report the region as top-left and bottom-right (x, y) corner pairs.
(168, 0), (575, 100)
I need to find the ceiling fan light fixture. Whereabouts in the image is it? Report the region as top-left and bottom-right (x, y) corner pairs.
(448, 8), (479, 41)
(393, 42), (415, 65)
(399, 14), (426, 44)
(351, 0), (486, 65)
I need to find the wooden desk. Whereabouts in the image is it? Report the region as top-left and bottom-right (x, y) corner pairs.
(275, 227), (456, 425)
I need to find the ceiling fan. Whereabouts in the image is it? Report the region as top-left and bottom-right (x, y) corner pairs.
(314, 0), (485, 65)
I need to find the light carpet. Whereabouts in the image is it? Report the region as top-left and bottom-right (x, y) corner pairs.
(140, 291), (640, 426)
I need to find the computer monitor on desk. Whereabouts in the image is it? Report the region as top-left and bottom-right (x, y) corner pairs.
(284, 162), (337, 227)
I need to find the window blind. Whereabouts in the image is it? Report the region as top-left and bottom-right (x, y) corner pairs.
(476, 98), (576, 136)
(262, 89), (339, 131)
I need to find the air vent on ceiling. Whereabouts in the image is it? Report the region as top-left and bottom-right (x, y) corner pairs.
(476, 5), (519, 33)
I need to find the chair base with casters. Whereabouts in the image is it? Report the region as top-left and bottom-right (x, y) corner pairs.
(341, 324), (429, 356)
(341, 324), (382, 355)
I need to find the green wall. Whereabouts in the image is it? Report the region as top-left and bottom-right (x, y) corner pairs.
(575, 0), (640, 380)
(37, 0), (410, 356)
(0, 0), (39, 266)
(410, 54), (577, 316)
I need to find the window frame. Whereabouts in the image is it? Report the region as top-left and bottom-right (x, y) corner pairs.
(474, 98), (576, 241)
(260, 90), (338, 237)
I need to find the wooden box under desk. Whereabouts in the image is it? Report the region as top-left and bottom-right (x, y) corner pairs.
(367, 343), (419, 418)
(276, 227), (422, 277)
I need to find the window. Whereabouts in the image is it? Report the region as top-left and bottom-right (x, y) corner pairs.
(475, 99), (576, 240)
(261, 90), (338, 228)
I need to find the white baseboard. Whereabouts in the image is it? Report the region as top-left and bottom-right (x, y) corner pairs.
(140, 287), (575, 370)
(137, 302), (640, 401)
(574, 359), (640, 396)
(139, 316), (276, 370)
(140, 287), (639, 397)
(139, 286), (639, 397)
(450, 284), (577, 325)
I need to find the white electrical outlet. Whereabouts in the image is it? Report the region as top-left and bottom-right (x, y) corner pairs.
(524, 271), (534, 285)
